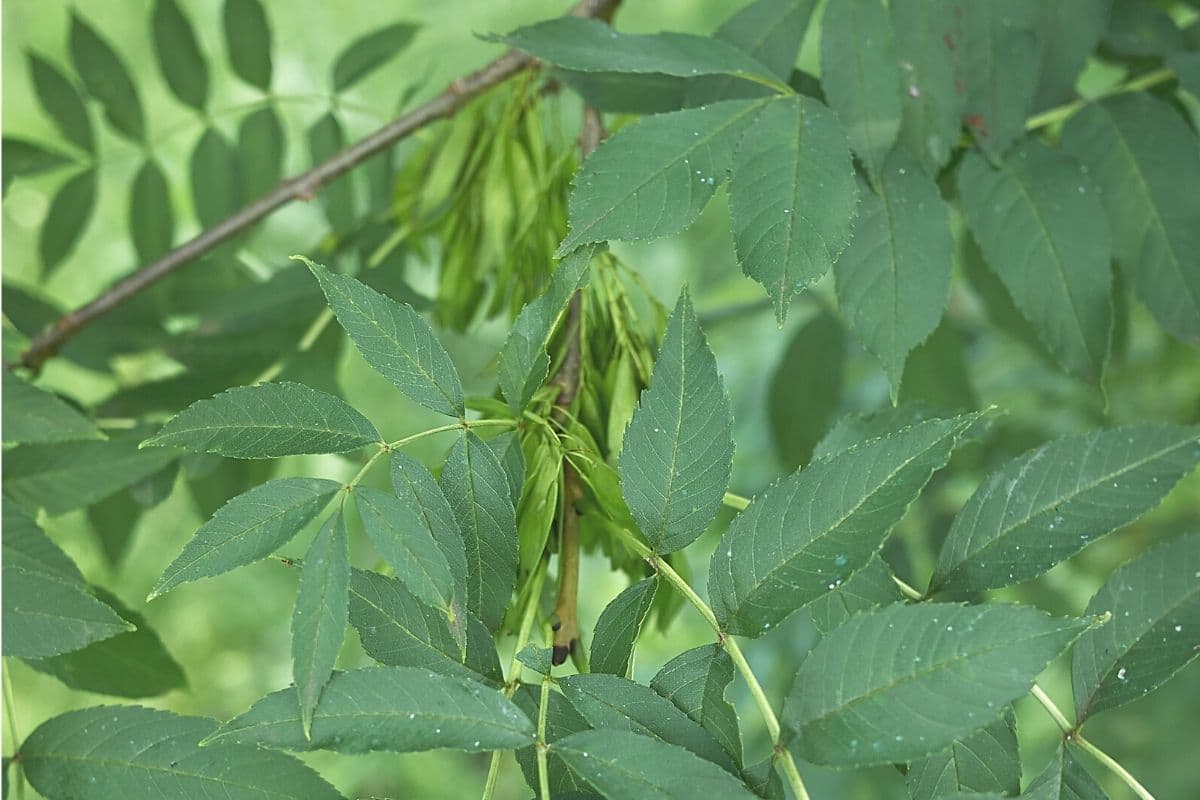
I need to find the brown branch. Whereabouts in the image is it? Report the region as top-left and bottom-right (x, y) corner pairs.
(551, 106), (606, 667)
(10, 0), (619, 373)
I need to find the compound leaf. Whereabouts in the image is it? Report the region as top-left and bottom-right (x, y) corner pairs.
(957, 142), (1112, 382)
(306, 259), (465, 417)
(554, 729), (758, 800)
(931, 425), (1200, 595)
(207, 666), (533, 753)
(560, 98), (772, 256)
(499, 243), (596, 412)
(650, 644), (741, 765)
(69, 12), (144, 141)
(906, 710), (1020, 800)
(729, 95), (858, 321)
(152, 0), (209, 110)
(332, 22), (420, 91)
(2, 505), (132, 658)
(619, 290), (733, 554)
(710, 414), (978, 636)
(820, 0), (901, 179)
(439, 432), (518, 631)
(223, 0), (273, 90)
(783, 602), (1090, 766)
(19, 706), (341, 800)
(835, 150), (953, 399)
(559, 673), (736, 774)
(151, 477), (342, 598)
(1072, 533), (1200, 723)
(292, 513), (350, 737)
(2, 371), (104, 445)
(143, 382), (380, 458)
(1061, 93), (1200, 343)
(591, 576), (657, 676)
(354, 487), (455, 615)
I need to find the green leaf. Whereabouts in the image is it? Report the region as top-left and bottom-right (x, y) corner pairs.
(783, 601), (1090, 766)
(151, 477), (341, 598)
(931, 424), (1200, 595)
(2, 137), (73, 192)
(820, 0), (901, 179)
(355, 487), (456, 614)
(559, 98), (772, 254)
(729, 95), (858, 321)
(591, 576), (658, 676)
(684, 0), (818, 106)
(223, 0), (273, 90)
(1023, 744), (1107, 800)
(439, 432), (518, 631)
(1102, 0), (1185, 58)
(488, 432), (525, 510)
(348, 569), (499, 685)
(207, 666), (533, 753)
(513, 686), (594, 796)
(768, 311), (845, 468)
(307, 113), (355, 233)
(835, 150), (953, 398)
(390, 453), (469, 608)
(906, 709), (1020, 800)
(959, 2), (1038, 153)
(20, 706), (341, 800)
(152, 0), (209, 110)
(1031, 0), (1109, 111)
(890, 0), (962, 173)
(494, 17), (781, 85)
(24, 587), (186, 698)
(515, 644), (553, 676)
(619, 290), (733, 554)
(1169, 51), (1200, 99)
(130, 158), (175, 263)
(39, 168), (96, 274)
(142, 382), (380, 458)
(559, 673), (737, 774)
(498, 243), (596, 412)
(332, 22), (420, 91)
(306, 259), (465, 417)
(2, 505), (132, 658)
(1061, 93), (1200, 343)
(813, 403), (946, 461)
(292, 512), (350, 737)
(237, 106), (285, 200)
(68, 12), (144, 141)
(3, 434), (179, 516)
(2, 371), (104, 445)
(1072, 533), (1200, 723)
(709, 414), (978, 636)
(553, 729), (758, 800)
(650, 644), (742, 765)
(957, 142), (1112, 382)
(806, 554), (903, 635)
(27, 53), (94, 152)
(190, 127), (242, 229)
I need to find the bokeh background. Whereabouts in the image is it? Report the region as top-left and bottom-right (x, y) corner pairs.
(4, 1), (1199, 798)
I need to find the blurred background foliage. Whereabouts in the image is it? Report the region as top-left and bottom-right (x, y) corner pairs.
(3, 1), (1199, 798)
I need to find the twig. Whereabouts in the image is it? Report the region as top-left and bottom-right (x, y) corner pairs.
(10, 0), (620, 373)
(550, 105), (605, 667)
